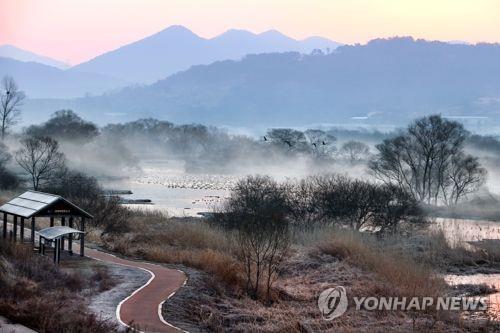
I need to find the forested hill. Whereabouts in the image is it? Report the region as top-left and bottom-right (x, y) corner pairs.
(24, 37), (500, 127)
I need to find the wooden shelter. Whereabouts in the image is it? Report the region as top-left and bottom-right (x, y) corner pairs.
(0, 191), (93, 260)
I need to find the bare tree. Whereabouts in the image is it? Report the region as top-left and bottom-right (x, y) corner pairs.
(310, 174), (423, 232)
(15, 136), (66, 190)
(266, 128), (307, 151)
(340, 140), (370, 162)
(371, 184), (424, 234)
(0, 76), (25, 140)
(314, 175), (380, 230)
(304, 129), (337, 157)
(220, 176), (290, 302)
(369, 115), (485, 205)
(445, 154), (486, 205)
(287, 178), (323, 229)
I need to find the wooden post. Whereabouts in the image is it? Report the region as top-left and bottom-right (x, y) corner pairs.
(68, 217), (73, 255)
(38, 236), (42, 254)
(60, 217), (65, 250)
(31, 217), (35, 243)
(13, 216), (17, 242)
(50, 216), (54, 227)
(20, 218), (25, 242)
(2, 213), (6, 239)
(80, 217), (85, 256)
(53, 239), (58, 263)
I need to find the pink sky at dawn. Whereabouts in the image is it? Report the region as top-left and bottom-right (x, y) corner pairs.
(1, 0), (500, 65)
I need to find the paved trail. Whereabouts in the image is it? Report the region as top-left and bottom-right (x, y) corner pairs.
(80, 247), (188, 333)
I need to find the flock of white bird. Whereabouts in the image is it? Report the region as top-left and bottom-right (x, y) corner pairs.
(135, 173), (240, 191)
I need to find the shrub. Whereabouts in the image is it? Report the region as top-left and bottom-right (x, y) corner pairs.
(303, 175), (424, 233)
(219, 176), (291, 302)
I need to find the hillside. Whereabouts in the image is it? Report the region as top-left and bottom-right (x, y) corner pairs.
(0, 57), (127, 98)
(0, 44), (69, 69)
(23, 38), (500, 127)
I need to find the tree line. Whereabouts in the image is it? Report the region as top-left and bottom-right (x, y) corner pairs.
(0, 75), (489, 209)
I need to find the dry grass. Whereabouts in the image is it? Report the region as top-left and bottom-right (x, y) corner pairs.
(318, 229), (446, 299)
(144, 246), (243, 291)
(0, 239), (118, 333)
(102, 210), (245, 291)
(167, 247), (498, 332)
(410, 230), (500, 270)
(301, 224), (500, 272)
(123, 209), (229, 251)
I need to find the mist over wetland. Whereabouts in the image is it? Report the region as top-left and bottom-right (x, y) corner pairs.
(2, 4), (500, 330)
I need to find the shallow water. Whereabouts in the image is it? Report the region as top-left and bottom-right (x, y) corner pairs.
(432, 217), (500, 247)
(445, 274), (500, 320)
(435, 218), (500, 319)
(102, 179), (229, 216)
(101, 159), (238, 216)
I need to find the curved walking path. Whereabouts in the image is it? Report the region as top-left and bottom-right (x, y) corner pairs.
(3, 222), (187, 332)
(81, 247), (188, 333)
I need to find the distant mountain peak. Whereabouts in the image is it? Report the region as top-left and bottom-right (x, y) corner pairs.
(218, 29), (257, 38)
(303, 36), (333, 42)
(162, 25), (193, 33)
(259, 29), (289, 38)
(154, 25), (198, 38)
(210, 29), (257, 42)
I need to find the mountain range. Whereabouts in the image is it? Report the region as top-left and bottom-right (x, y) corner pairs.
(70, 25), (341, 84)
(0, 26), (340, 98)
(23, 37), (500, 127)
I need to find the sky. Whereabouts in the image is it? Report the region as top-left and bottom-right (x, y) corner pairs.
(1, 0), (500, 65)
